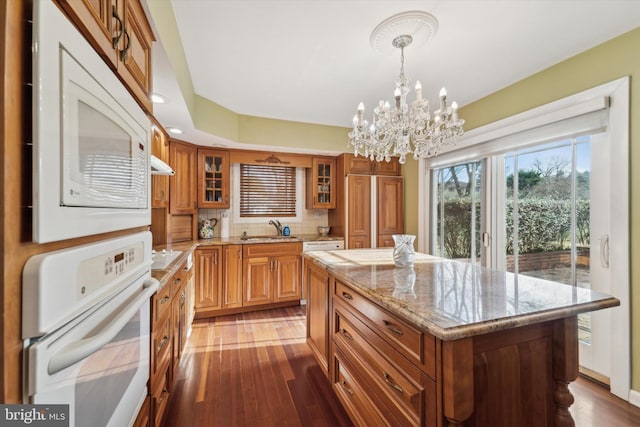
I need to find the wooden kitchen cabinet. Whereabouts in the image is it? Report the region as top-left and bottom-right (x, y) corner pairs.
(194, 247), (223, 314)
(343, 153), (401, 176)
(197, 149), (230, 208)
(306, 156), (336, 209)
(329, 154), (404, 249)
(223, 244), (244, 309)
(56, 0), (154, 112)
(347, 175), (371, 249)
(132, 395), (151, 427)
(243, 242), (302, 307)
(243, 256), (272, 306)
(149, 256), (195, 427)
(171, 261), (192, 375)
(150, 282), (172, 427)
(151, 124), (169, 208)
(169, 140), (197, 214)
(376, 176), (404, 247)
(306, 261), (331, 377)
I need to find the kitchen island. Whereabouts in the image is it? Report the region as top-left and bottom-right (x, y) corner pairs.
(304, 249), (619, 427)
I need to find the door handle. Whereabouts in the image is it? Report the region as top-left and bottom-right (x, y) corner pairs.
(47, 278), (159, 375)
(600, 234), (610, 268)
(111, 5), (124, 48)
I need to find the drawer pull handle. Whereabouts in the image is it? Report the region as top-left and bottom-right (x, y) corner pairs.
(341, 329), (354, 341)
(160, 296), (170, 305)
(383, 372), (404, 394)
(158, 386), (169, 403)
(341, 292), (353, 300)
(383, 320), (403, 335)
(159, 336), (169, 349)
(340, 380), (354, 395)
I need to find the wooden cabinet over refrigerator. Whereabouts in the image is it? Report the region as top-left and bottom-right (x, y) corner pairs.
(329, 154), (404, 249)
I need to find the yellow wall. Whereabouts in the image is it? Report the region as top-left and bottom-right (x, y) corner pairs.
(457, 27), (640, 390)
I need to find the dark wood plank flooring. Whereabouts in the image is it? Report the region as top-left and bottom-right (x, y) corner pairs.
(165, 306), (352, 427)
(164, 306), (640, 426)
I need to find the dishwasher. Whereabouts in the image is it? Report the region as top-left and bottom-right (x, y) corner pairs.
(301, 239), (344, 305)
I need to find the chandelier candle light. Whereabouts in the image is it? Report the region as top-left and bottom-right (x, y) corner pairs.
(349, 12), (464, 164)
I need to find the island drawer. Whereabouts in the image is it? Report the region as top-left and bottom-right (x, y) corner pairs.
(334, 301), (426, 426)
(332, 347), (390, 427)
(334, 280), (434, 374)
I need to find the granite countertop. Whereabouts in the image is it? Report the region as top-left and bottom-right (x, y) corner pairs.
(195, 234), (344, 246)
(305, 249), (620, 341)
(150, 234), (345, 288)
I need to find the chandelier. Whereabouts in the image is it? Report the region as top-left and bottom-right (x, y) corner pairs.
(348, 13), (465, 164)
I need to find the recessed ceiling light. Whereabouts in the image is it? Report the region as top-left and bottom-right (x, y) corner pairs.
(166, 127), (183, 135)
(151, 93), (168, 104)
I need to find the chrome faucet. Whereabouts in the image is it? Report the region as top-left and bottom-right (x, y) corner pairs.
(269, 219), (283, 236)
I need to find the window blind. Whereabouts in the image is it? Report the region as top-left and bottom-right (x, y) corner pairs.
(427, 96), (609, 168)
(239, 164), (297, 217)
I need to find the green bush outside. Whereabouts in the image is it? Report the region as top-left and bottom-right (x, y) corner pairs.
(438, 198), (590, 258)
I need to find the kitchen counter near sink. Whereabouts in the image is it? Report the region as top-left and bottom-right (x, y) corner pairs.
(304, 248), (620, 426)
(151, 234), (344, 288)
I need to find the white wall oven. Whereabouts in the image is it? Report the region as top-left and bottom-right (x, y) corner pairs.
(23, 232), (157, 427)
(32, 0), (151, 243)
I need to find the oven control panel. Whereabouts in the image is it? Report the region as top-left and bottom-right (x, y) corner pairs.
(77, 241), (145, 299)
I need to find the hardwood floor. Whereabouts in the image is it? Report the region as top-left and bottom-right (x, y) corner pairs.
(164, 306), (353, 427)
(165, 306), (640, 426)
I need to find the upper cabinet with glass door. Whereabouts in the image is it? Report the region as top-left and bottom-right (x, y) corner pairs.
(306, 157), (336, 209)
(197, 149), (230, 208)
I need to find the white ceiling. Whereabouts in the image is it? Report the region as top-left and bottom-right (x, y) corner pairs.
(151, 0), (640, 147)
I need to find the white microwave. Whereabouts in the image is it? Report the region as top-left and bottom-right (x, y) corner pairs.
(32, 1), (151, 243)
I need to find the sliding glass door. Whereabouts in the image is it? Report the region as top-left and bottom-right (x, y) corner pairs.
(503, 133), (611, 382)
(432, 161), (484, 266)
(430, 133), (612, 383)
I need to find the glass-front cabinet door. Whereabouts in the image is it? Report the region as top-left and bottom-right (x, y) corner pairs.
(306, 157), (336, 209)
(197, 149), (230, 208)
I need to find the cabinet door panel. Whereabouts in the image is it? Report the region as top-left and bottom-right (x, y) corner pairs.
(243, 257), (272, 306)
(58, 0), (118, 66)
(197, 149), (230, 208)
(223, 244), (243, 309)
(151, 126), (169, 208)
(274, 255), (301, 302)
(306, 157), (336, 209)
(348, 235), (370, 249)
(120, 0), (153, 111)
(169, 141), (197, 214)
(347, 175), (371, 237)
(345, 154), (373, 175)
(195, 248), (222, 310)
(377, 176), (404, 236)
(306, 263), (330, 376)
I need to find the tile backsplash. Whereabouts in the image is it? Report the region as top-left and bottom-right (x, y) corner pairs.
(198, 208), (329, 237)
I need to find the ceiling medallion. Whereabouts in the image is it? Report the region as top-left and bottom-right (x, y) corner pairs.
(349, 11), (464, 164)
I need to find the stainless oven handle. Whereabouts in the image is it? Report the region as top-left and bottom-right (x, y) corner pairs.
(47, 278), (159, 375)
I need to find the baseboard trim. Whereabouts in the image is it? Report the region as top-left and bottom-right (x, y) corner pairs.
(629, 389), (640, 408)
